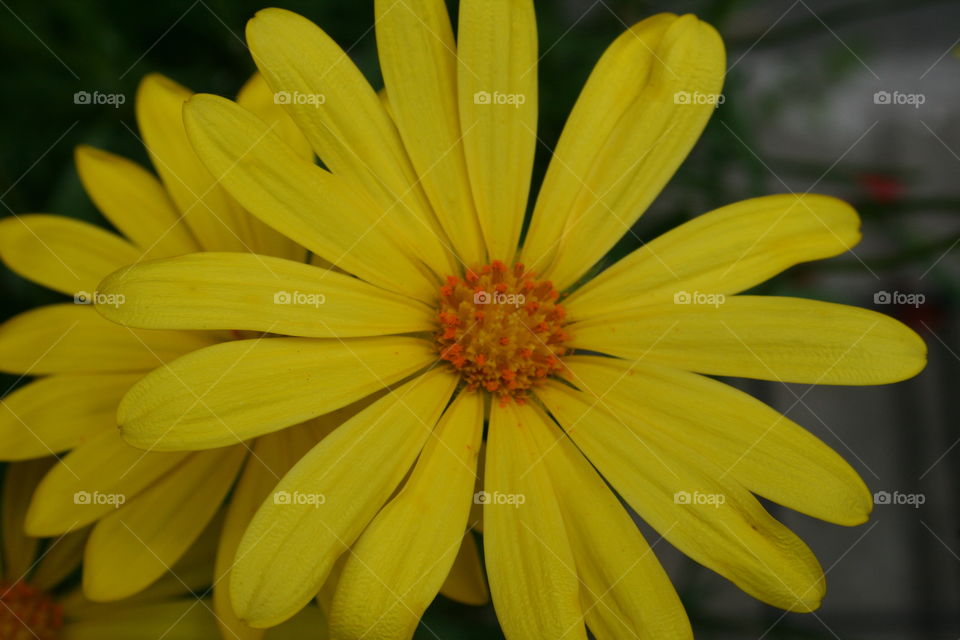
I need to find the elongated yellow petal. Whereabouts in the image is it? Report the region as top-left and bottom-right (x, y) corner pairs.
(234, 74), (310, 263)
(137, 74), (254, 253)
(74, 145), (199, 259)
(215, 423), (327, 640)
(0, 214), (139, 296)
(567, 194), (861, 319)
(3, 459), (52, 580)
(524, 403), (692, 639)
(538, 382), (826, 611)
(376, 0), (486, 265)
(246, 9), (457, 279)
(330, 391), (483, 639)
(569, 296), (926, 384)
(0, 373), (139, 460)
(83, 446), (246, 601)
(520, 13), (677, 274)
(484, 402), (586, 640)
(60, 600), (219, 640)
(119, 337), (437, 451)
(532, 15), (726, 289)
(183, 93), (437, 302)
(28, 528), (88, 591)
(236, 72), (313, 163)
(232, 370), (457, 627)
(457, 0), (537, 262)
(438, 533), (488, 605)
(0, 305), (219, 375)
(564, 356), (872, 525)
(25, 430), (189, 536)
(96, 253), (434, 337)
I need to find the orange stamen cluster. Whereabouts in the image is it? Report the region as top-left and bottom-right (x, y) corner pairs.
(0, 582), (62, 640)
(436, 261), (569, 403)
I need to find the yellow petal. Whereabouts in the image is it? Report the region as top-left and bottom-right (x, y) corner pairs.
(532, 15), (726, 289)
(136, 74), (258, 252)
(2, 459), (53, 579)
(484, 402), (586, 640)
(74, 145), (199, 259)
(564, 355), (872, 525)
(538, 381), (826, 611)
(119, 336), (437, 451)
(330, 391), (483, 639)
(25, 430), (189, 536)
(215, 424), (326, 640)
(246, 9), (457, 280)
(0, 214), (139, 296)
(233, 74), (310, 263)
(439, 533), (488, 606)
(60, 600), (219, 640)
(231, 369), (457, 628)
(0, 373), (140, 460)
(96, 253), (434, 337)
(520, 13), (677, 274)
(236, 72), (313, 163)
(28, 528), (89, 591)
(457, 0), (537, 262)
(183, 92), (437, 302)
(83, 446), (246, 601)
(375, 0), (486, 265)
(524, 402), (692, 639)
(0, 304), (219, 375)
(567, 194), (861, 319)
(569, 296), (927, 384)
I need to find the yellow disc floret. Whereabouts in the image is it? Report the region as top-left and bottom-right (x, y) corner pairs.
(436, 261), (569, 403)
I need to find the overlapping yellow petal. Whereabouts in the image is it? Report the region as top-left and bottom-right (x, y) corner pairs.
(525, 402), (692, 639)
(484, 402), (586, 640)
(236, 72), (313, 163)
(376, 0), (486, 265)
(0, 373), (140, 460)
(0, 305), (219, 375)
(330, 391), (483, 639)
(0, 214), (140, 296)
(25, 430), (189, 536)
(231, 369), (457, 627)
(245, 8), (456, 279)
(570, 296), (926, 384)
(520, 12), (675, 273)
(74, 145), (199, 259)
(96, 253), (435, 337)
(566, 194), (861, 319)
(60, 600), (219, 640)
(2, 459), (52, 579)
(539, 382), (826, 611)
(457, 0), (537, 262)
(438, 534), (488, 606)
(83, 446), (246, 601)
(182, 93), (438, 302)
(214, 423), (327, 640)
(525, 14), (726, 289)
(564, 356), (872, 525)
(119, 337), (436, 451)
(136, 74), (253, 253)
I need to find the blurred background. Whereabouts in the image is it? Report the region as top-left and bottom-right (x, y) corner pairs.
(0, 0), (958, 637)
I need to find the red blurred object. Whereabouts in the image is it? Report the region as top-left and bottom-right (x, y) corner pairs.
(858, 172), (904, 204)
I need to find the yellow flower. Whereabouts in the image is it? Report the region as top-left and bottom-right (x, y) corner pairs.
(96, 2), (926, 639)
(0, 459), (220, 639)
(0, 73), (347, 638)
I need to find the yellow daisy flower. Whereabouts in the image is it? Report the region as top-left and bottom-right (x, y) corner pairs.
(95, 2), (926, 639)
(0, 459), (220, 639)
(0, 72), (365, 638)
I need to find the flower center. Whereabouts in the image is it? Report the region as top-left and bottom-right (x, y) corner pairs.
(0, 582), (62, 640)
(436, 261), (569, 403)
